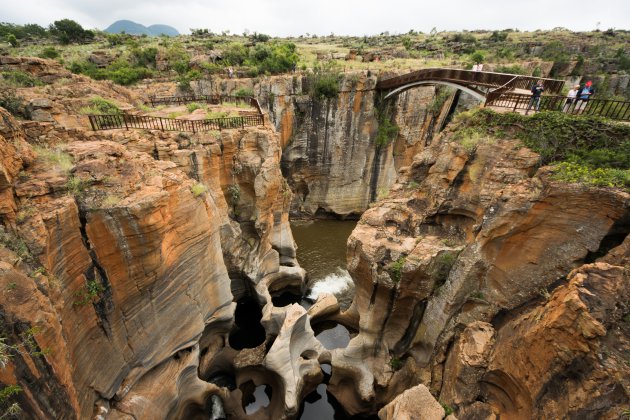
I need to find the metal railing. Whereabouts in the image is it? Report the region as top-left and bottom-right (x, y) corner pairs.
(88, 113), (265, 133)
(148, 94), (259, 109)
(376, 68), (565, 94)
(486, 93), (630, 121)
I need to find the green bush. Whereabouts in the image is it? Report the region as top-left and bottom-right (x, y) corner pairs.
(552, 162), (629, 190)
(310, 69), (341, 100)
(6, 34), (17, 47)
(39, 47), (59, 59)
(234, 87), (254, 98)
(389, 357), (403, 371)
(80, 96), (121, 115)
(223, 42), (248, 66)
(1, 71), (41, 87)
(191, 183), (207, 197)
(452, 108), (630, 190)
(131, 47), (158, 67)
(388, 256), (406, 283)
(494, 64), (527, 75)
(0, 89), (29, 118)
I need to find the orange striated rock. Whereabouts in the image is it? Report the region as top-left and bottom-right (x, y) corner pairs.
(330, 128), (629, 415)
(481, 261), (629, 419)
(0, 111), (235, 417)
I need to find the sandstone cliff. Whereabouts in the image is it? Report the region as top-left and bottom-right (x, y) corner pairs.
(0, 59), (312, 419)
(330, 121), (629, 417)
(192, 73), (457, 218)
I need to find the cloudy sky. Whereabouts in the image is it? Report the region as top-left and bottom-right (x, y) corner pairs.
(1, 0), (628, 36)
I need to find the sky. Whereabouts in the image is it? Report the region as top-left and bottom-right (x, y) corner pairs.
(1, 0), (628, 36)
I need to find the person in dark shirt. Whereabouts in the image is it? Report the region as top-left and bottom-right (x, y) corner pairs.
(525, 80), (544, 115)
(575, 80), (595, 114)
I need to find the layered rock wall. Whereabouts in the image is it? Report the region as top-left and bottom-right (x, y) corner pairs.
(194, 73), (457, 217)
(331, 125), (630, 416)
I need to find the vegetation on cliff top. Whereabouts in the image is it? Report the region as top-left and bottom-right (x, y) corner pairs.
(452, 108), (630, 189)
(3, 19), (629, 98)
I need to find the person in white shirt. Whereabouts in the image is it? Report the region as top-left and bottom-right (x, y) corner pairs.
(563, 85), (580, 113)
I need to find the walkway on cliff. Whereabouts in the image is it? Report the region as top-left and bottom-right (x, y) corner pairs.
(376, 68), (630, 121)
(88, 95), (266, 133)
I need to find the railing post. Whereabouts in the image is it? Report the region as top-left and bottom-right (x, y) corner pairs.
(88, 115), (96, 131)
(159, 117), (165, 131)
(123, 114), (129, 130)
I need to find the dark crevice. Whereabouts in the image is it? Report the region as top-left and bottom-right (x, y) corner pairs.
(392, 299), (427, 356)
(77, 204), (114, 338)
(584, 217), (629, 263)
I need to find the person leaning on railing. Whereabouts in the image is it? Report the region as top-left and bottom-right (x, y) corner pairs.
(525, 80), (544, 115)
(575, 81), (595, 114)
(563, 84), (580, 113)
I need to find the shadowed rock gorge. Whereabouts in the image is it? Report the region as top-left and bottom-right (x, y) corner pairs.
(0, 57), (628, 420)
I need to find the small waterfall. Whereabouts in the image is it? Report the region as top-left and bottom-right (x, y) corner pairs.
(307, 268), (354, 309)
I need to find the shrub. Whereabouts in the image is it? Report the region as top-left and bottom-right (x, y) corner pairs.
(80, 96), (121, 115)
(66, 176), (91, 197)
(38, 47), (59, 59)
(191, 182), (207, 197)
(494, 65), (527, 75)
(388, 256), (406, 283)
(551, 162), (629, 190)
(440, 402), (454, 416)
(223, 42), (248, 66)
(131, 47), (158, 67)
(1, 71), (41, 87)
(234, 87), (254, 98)
(311, 73), (339, 100)
(6, 34), (17, 47)
(73, 279), (103, 306)
(226, 184), (241, 205)
(0, 89), (29, 118)
(389, 357), (403, 371)
(186, 102), (203, 113)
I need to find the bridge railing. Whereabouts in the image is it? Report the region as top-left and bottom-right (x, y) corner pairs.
(376, 68), (565, 94)
(486, 92), (630, 121)
(88, 113), (265, 133)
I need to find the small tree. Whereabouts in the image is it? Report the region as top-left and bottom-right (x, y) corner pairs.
(6, 34), (17, 47)
(49, 19), (93, 44)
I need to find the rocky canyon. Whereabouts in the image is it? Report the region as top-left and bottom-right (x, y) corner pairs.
(0, 55), (628, 420)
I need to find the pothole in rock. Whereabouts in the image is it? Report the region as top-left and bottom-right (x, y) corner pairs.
(271, 290), (303, 307)
(314, 321), (352, 350)
(228, 298), (266, 350)
(240, 380), (273, 415)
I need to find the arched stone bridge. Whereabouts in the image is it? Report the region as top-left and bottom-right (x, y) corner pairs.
(375, 68), (565, 102)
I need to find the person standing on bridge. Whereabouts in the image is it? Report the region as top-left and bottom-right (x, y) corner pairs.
(526, 80), (545, 114)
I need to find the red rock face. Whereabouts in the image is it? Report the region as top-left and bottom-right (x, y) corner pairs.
(331, 129), (629, 416)
(0, 61), (302, 417)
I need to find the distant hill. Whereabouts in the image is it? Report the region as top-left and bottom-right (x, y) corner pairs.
(104, 20), (179, 36)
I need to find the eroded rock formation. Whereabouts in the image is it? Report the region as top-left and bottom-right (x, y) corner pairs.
(331, 126), (629, 417)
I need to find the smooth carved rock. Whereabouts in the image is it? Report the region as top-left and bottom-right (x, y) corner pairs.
(307, 293), (340, 322)
(263, 304), (325, 418)
(378, 384), (445, 420)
